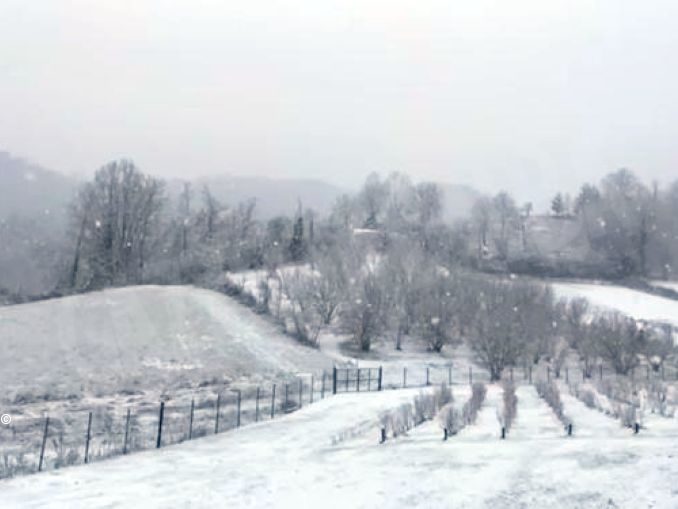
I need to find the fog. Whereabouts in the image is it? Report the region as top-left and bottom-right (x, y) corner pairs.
(2, 0), (678, 203)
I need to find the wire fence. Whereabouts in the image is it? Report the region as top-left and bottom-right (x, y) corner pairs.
(2, 360), (677, 479)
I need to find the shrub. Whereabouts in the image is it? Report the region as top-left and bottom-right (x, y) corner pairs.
(535, 380), (569, 426)
(501, 381), (518, 432)
(463, 383), (487, 425)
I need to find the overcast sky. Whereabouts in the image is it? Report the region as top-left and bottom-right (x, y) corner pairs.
(1, 0), (677, 204)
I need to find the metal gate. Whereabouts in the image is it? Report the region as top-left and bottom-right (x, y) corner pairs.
(332, 366), (383, 394)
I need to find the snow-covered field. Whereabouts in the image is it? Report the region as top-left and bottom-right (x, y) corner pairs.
(2, 384), (677, 508)
(551, 281), (678, 329)
(0, 285), (334, 403)
(651, 280), (678, 294)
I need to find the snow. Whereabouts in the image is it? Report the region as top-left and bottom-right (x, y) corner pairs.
(651, 280), (678, 294)
(551, 281), (678, 328)
(0, 285), (334, 402)
(2, 383), (678, 508)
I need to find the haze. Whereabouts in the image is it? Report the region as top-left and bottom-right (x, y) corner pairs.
(1, 0), (677, 204)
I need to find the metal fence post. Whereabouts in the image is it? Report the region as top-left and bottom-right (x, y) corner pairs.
(426, 367), (430, 386)
(123, 408), (131, 454)
(332, 367), (337, 395)
(84, 411), (93, 464)
(214, 394), (221, 434)
(156, 401), (165, 448)
(271, 384), (276, 419)
(38, 416), (49, 472)
(255, 387), (260, 422)
(378, 366), (383, 391)
(188, 399), (195, 440)
(236, 390), (241, 427)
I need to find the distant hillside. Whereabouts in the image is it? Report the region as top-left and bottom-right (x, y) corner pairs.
(0, 152), (75, 295)
(0, 151), (77, 220)
(168, 176), (348, 218)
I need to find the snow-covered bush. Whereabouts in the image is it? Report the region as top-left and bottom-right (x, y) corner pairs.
(436, 382), (454, 408)
(501, 381), (518, 432)
(647, 380), (675, 417)
(440, 405), (463, 436)
(535, 380), (569, 426)
(413, 391), (438, 424)
(463, 383), (487, 425)
(439, 383), (485, 437)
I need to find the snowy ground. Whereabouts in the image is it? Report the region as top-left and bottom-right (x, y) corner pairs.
(551, 281), (678, 329)
(3, 384), (677, 508)
(651, 280), (678, 294)
(0, 285), (334, 403)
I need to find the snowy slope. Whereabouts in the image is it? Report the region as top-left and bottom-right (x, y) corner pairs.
(2, 385), (677, 508)
(551, 282), (678, 328)
(651, 280), (678, 294)
(0, 286), (334, 402)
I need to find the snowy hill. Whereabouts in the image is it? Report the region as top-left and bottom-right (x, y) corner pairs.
(551, 281), (678, 329)
(0, 285), (334, 403)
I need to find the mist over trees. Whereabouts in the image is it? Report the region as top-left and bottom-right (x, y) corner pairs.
(1, 157), (676, 380)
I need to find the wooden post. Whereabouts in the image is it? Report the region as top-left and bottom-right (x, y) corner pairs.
(123, 408), (131, 454)
(426, 367), (430, 386)
(156, 401), (165, 449)
(38, 416), (49, 472)
(271, 384), (276, 419)
(84, 411), (92, 464)
(310, 375), (314, 403)
(332, 367), (338, 395)
(298, 379), (303, 408)
(188, 399), (195, 440)
(378, 366), (383, 391)
(321, 372), (326, 399)
(357, 369), (361, 392)
(214, 394), (221, 434)
(255, 388), (260, 422)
